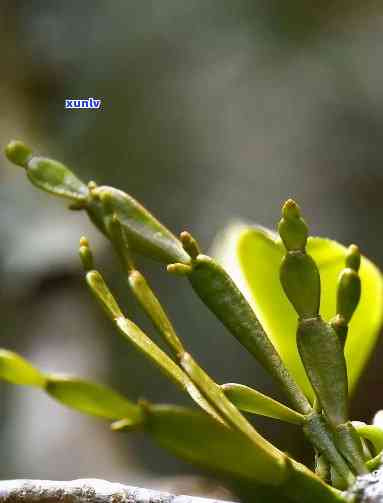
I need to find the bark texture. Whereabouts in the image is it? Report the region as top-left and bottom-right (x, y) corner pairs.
(346, 464), (383, 503)
(2, 469), (383, 503)
(0, 479), (236, 503)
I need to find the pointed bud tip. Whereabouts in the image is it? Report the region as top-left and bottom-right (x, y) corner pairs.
(85, 269), (98, 284)
(180, 231), (192, 242)
(332, 313), (347, 329)
(5, 140), (33, 168)
(79, 236), (89, 248)
(180, 230), (200, 259)
(87, 181), (99, 199)
(110, 419), (125, 431)
(278, 199), (308, 251)
(346, 244), (361, 271)
(282, 198), (301, 219)
(167, 263), (192, 275)
(336, 267), (361, 323)
(79, 239), (94, 271)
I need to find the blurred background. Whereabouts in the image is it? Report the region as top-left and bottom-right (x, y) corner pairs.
(1, 1), (383, 500)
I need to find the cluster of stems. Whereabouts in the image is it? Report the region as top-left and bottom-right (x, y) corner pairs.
(2, 140), (383, 503)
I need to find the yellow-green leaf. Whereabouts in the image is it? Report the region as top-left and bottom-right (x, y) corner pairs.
(46, 374), (143, 423)
(5, 141), (88, 202)
(26, 156), (88, 201)
(0, 349), (45, 387)
(143, 404), (286, 484)
(214, 224), (383, 398)
(221, 382), (305, 425)
(352, 421), (383, 455)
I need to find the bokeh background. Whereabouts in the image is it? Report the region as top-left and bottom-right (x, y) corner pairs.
(1, 1), (383, 500)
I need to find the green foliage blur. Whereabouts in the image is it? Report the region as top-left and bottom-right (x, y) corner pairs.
(1, 2), (383, 499)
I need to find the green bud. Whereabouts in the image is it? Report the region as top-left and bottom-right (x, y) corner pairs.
(278, 199), (308, 251)
(280, 251), (320, 318)
(345, 244), (361, 272)
(5, 140), (32, 167)
(336, 268), (361, 324)
(167, 263), (193, 275)
(297, 317), (348, 427)
(6, 141), (88, 202)
(78, 236), (94, 272)
(180, 231), (201, 259)
(282, 198), (301, 219)
(89, 186), (191, 265)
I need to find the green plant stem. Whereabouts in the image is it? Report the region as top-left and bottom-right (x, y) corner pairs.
(333, 422), (368, 476)
(170, 253), (359, 484)
(177, 352), (353, 498)
(180, 352), (285, 459)
(175, 253), (312, 415)
(303, 413), (355, 489)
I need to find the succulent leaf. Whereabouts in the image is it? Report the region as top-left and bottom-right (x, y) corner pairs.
(46, 374), (143, 422)
(91, 186), (191, 265)
(0, 349), (45, 387)
(280, 252), (321, 318)
(186, 253), (311, 414)
(5, 141), (88, 202)
(297, 318), (348, 427)
(221, 382), (305, 424)
(213, 224), (383, 398)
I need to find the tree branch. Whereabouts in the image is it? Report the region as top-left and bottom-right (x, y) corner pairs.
(0, 479), (236, 503)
